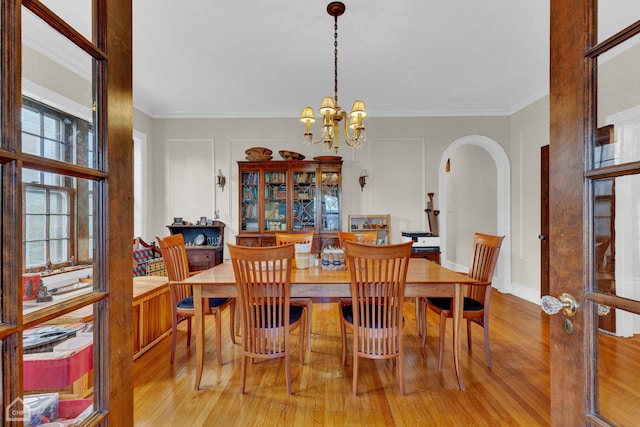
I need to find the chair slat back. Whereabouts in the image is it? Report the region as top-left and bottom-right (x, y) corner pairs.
(157, 234), (192, 304)
(338, 231), (378, 247)
(228, 243), (295, 357)
(275, 232), (314, 245)
(345, 241), (412, 357)
(467, 233), (504, 303)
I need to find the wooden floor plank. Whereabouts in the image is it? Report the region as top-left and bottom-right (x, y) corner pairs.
(133, 290), (638, 426)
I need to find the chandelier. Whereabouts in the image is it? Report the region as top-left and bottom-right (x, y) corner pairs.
(300, 2), (367, 154)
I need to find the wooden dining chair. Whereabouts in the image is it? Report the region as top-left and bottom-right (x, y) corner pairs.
(338, 231), (379, 247)
(339, 240), (413, 396)
(275, 232), (314, 351)
(157, 234), (235, 365)
(227, 243), (307, 395)
(421, 233), (504, 370)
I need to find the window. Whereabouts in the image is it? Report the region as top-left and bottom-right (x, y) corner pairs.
(21, 98), (94, 270)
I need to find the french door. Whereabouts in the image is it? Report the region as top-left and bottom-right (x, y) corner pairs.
(1, 1), (133, 425)
(549, 1), (640, 424)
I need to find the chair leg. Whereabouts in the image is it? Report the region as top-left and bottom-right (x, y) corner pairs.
(240, 354), (247, 394)
(415, 297), (422, 337)
(186, 317), (192, 348)
(352, 340), (359, 396)
(235, 306), (241, 337)
(398, 350), (405, 396)
(299, 310), (306, 364)
(339, 302), (348, 366)
(170, 317), (178, 364)
(286, 339), (293, 395)
(421, 299), (428, 348)
(483, 321), (492, 369)
(438, 313), (446, 371)
(467, 318), (473, 351)
(306, 300), (312, 352)
(229, 300), (236, 345)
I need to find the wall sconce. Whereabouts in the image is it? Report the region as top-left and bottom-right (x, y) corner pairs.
(216, 169), (226, 192)
(358, 169), (368, 191)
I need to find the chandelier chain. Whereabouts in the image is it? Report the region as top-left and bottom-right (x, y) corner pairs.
(334, 16), (339, 107)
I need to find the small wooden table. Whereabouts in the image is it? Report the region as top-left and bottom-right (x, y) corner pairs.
(185, 258), (477, 391)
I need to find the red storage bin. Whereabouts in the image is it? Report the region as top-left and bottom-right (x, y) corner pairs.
(23, 344), (93, 390)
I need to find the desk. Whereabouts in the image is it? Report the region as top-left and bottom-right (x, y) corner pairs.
(186, 259), (476, 391)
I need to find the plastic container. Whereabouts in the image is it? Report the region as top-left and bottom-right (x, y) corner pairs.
(24, 392), (59, 426)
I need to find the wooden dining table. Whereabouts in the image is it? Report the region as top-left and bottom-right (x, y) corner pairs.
(185, 258), (477, 391)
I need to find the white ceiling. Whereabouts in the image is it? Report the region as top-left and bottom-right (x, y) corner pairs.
(34, 1), (640, 120)
(132, 1), (551, 119)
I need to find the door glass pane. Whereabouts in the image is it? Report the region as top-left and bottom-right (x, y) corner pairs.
(592, 20), (640, 425)
(597, 307), (640, 425)
(597, 4), (640, 43)
(264, 171), (286, 231)
(596, 34), (640, 168)
(241, 171), (258, 232)
(292, 170), (316, 231)
(22, 7), (97, 169)
(19, 307), (96, 424)
(320, 171), (340, 231)
(22, 170), (96, 317)
(39, 0), (93, 41)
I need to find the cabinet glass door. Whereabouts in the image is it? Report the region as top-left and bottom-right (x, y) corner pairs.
(292, 171), (316, 231)
(241, 171), (259, 231)
(320, 171), (340, 231)
(263, 171), (287, 231)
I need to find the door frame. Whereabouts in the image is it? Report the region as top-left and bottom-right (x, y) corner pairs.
(549, 0), (590, 423)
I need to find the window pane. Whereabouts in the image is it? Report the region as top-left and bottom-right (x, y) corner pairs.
(22, 8), (97, 169)
(50, 190), (68, 214)
(25, 214), (46, 240)
(49, 238), (69, 263)
(38, 0), (93, 41)
(23, 170), (94, 271)
(21, 106), (40, 134)
(20, 309), (97, 423)
(596, 34), (640, 168)
(25, 241), (46, 268)
(50, 216), (68, 239)
(25, 187), (46, 213)
(597, 307), (640, 424)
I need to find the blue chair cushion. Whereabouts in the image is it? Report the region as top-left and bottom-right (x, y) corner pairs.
(341, 304), (402, 328)
(251, 305), (304, 327)
(177, 296), (230, 310)
(426, 297), (484, 312)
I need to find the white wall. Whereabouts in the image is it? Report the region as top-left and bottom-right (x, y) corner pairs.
(509, 97), (550, 303)
(133, 108), (550, 303)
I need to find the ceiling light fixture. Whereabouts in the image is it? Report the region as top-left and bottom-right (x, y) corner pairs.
(300, 2), (367, 154)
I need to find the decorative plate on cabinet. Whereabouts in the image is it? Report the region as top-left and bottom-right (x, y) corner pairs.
(245, 147), (273, 161)
(279, 150), (305, 161)
(194, 233), (206, 246)
(313, 156), (342, 161)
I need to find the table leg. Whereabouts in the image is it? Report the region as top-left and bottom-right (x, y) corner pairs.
(193, 285), (205, 390)
(453, 282), (466, 391)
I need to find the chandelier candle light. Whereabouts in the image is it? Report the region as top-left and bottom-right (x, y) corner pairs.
(300, 2), (367, 154)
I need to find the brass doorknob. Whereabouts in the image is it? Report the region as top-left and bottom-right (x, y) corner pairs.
(541, 293), (579, 317)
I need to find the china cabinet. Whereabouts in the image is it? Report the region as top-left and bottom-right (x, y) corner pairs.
(237, 158), (342, 251)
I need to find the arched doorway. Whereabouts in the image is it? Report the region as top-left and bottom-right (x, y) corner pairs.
(438, 135), (512, 293)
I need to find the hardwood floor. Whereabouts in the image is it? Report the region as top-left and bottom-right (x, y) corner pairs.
(134, 290), (556, 426)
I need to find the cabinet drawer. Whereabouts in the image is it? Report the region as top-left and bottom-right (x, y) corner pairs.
(186, 249), (215, 271)
(236, 237), (261, 247)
